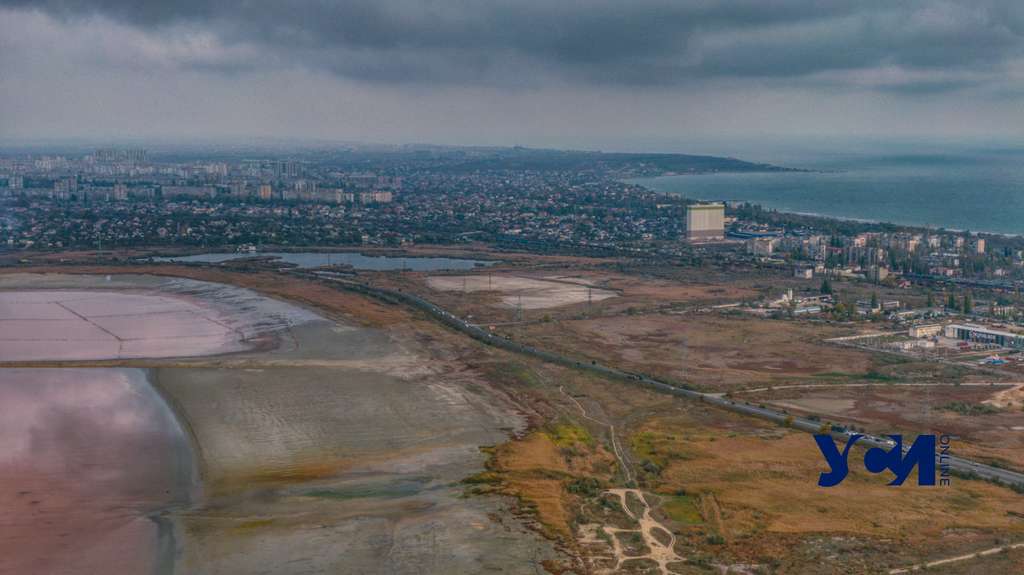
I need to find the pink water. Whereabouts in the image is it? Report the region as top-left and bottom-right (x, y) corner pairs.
(0, 368), (193, 574)
(0, 290), (246, 361)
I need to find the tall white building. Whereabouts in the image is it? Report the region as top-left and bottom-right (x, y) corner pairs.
(686, 203), (725, 241)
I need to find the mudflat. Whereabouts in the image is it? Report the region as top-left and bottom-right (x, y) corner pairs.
(0, 368), (193, 575)
(0, 273), (562, 574)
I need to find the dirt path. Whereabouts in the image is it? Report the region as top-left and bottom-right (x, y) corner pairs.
(985, 383), (1024, 408)
(559, 385), (633, 485)
(603, 489), (684, 574)
(730, 381), (1020, 395)
(888, 541), (1024, 573)
(557, 385), (683, 574)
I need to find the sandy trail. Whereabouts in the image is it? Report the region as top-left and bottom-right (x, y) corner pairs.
(557, 385), (683, 574)
(603, 489), (684, 574)
(730, 381), (1021, 395)
(985, 383), (1024, 408)
(889, 541), (1024, 573)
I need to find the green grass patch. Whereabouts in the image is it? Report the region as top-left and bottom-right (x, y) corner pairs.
(548, 422), (593, 448)
(662, 494), (703, 525)
(631, 431), (692, 472)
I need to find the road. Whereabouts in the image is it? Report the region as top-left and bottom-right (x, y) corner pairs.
(312, 273), (1024, 490)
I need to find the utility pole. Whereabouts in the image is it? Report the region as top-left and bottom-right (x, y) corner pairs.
(679, 335), (688, 381)
(924, 383), (932, 434)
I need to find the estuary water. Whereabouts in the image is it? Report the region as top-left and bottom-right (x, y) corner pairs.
(0, 276), (323, 574)
(632, 145), (1024, 235)
(0, 368), (193, 575)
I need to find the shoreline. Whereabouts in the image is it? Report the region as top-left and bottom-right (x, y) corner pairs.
(139, 317), (308, 574)
(146, 365), (213, 575)
(630, 175), (1024, 238)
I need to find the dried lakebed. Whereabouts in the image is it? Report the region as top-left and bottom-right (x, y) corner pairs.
(0, 273), (561, 574)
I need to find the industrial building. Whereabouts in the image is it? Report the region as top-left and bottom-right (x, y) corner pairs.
(686, 203), (725, 241)
(944, 324), (1024, 349)
(908, 324), (944, 338)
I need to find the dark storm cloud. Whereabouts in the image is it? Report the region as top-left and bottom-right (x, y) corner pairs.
(2, 0), (1023, 91)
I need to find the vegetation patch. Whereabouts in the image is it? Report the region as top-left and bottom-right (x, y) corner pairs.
(940, 401), (999, 416)
(631, 430), (692, 474)
(661, 493), (704, 525)
(547, 421), (593, 448)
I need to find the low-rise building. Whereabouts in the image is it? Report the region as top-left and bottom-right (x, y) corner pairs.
(944, 324), (1024, 348)
(909, 324), (944, 338)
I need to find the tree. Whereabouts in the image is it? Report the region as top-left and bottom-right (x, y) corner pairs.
(870, 292), (879, 311)
(963, 292), (973, 315)
(947, 292), (958, 311)
(926, 291), (935, 308)
(820, 278), (833, 295)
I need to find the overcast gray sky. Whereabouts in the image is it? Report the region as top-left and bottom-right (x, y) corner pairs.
(2, 1), (1023, 148)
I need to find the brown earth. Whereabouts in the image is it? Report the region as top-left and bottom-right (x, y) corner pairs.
(631, 409), (1024, 573)
(512, 312), (876, 390)
(745, 383), (1024, 471)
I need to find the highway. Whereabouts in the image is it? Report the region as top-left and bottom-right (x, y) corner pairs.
(314, 273), (1024, 489)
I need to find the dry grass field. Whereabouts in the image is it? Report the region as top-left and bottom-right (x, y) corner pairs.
(476, 353), (1024, 573)
(426, 274), (619, 309)
(628, 409), (1024, 572)
(402, 267), (761, 324)
(515, 312), (877, 389)
(743, 383), (1024, 471)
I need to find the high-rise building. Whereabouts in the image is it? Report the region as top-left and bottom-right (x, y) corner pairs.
(95, 148), (148, 163)
(258, 184), (273, 201)
(685, 203), (725, 241)
(125, 148), (148, 163)
(360, 190), (393, 204)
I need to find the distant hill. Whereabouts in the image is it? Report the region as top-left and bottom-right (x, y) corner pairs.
(0, 141), (797, 176)
(418, 147), (797, 175)
(315, 145), (799, 176)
